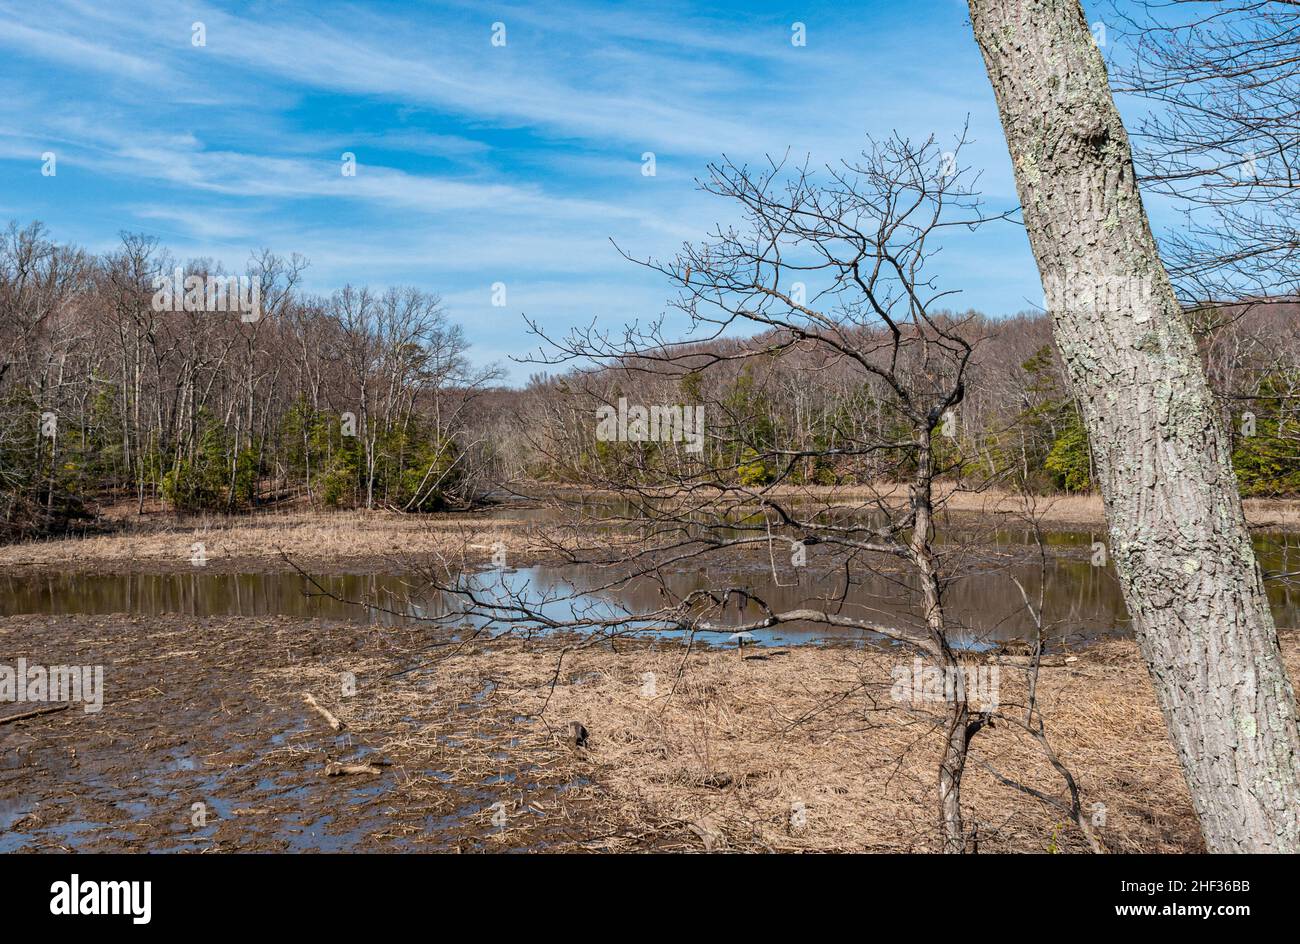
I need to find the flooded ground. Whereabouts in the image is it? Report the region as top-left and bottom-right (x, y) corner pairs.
(3, 611), (1258, 853)
(2, 510), (1298, 853)
(0, 613), (609, 853)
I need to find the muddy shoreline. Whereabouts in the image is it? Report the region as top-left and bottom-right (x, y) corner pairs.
(0, 614), (607, 852)
(2, 502), (1297, 852)
(5, 611), (1291, 852)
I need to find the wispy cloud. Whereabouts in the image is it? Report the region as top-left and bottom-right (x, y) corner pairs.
(0, 17), (163, 81)
(0, 0), (1040, 381)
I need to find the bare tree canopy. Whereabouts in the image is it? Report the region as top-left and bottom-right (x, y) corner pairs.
(1114, 0), (1300, 304)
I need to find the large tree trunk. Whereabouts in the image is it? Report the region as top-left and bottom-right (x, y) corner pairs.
(968, 0), (1300, 852)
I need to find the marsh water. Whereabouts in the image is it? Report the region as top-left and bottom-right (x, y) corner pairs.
(4, 516), (1299, 649)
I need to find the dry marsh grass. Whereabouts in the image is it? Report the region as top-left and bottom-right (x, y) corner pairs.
(272, 629), (1299, 852)
(12, 609), (1294, 852)
(0, 510), (562, 570)
(532, 483), (1300, 531)
(2, 489), (1296, 572)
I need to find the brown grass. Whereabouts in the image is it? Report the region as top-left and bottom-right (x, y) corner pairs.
(271, 629), (1299, 852)
(537, 482), (1300, 531)
(3, 488), (1297, 572)
(0, 510), (560, 570)
(10, 607), (1293, 852)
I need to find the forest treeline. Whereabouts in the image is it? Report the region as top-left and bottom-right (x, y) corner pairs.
(2, 220), (1298, 539)
(0, 222), (499, 539)
(499, 302), (1300, 498)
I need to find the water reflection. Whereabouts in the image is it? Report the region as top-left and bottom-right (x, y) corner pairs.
(3, 528), (1297, 648)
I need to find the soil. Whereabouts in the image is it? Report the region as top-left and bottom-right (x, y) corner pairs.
(0, 614), (607, 852)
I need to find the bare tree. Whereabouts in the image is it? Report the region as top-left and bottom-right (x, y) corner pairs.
(385, 136), (1094, 853)
(1113, 0), (1300, 306)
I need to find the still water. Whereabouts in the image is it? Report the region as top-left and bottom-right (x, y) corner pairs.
(3, 528), (1298, 648)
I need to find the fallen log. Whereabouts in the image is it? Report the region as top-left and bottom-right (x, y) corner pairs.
(324, 762), (383, 777)
(302, 692), (345, 731)
(0, 703), (70, 726)
(986, 655), (1079, 667)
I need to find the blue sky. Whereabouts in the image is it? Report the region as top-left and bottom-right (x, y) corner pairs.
(1, 0), (1130, 381)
